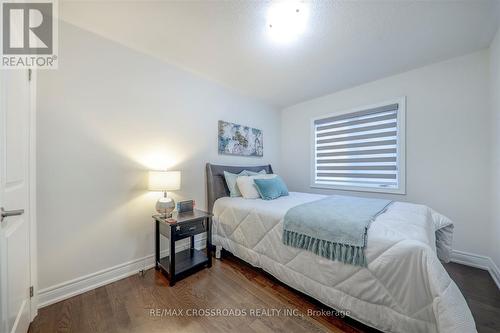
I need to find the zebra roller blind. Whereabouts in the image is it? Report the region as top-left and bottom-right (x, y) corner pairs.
(312, 98), (405, 194)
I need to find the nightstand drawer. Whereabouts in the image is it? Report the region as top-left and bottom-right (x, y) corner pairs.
(175, 219), (206, 239)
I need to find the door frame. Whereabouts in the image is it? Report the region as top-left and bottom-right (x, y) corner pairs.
(28, 69), (38, 321)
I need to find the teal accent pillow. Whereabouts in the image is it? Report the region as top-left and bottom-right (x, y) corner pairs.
(224, 169), (266, 197)
(254, 176), (289, 200)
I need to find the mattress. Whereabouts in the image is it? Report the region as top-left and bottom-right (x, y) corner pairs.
(212, 192), (476, 333)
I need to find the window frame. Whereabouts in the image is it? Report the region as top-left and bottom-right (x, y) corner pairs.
(310, 97), (406, 195)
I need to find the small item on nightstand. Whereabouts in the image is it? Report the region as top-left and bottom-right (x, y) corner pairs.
(177, 200), (195, 213)
(165, 217), (177, 224)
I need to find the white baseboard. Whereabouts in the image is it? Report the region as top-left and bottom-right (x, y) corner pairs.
(450, 250), (500, 290)
(38, 237), (207, 309)
(39, 241), (498, 308)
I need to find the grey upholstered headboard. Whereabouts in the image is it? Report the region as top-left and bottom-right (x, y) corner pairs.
(206, 163), (273, 213)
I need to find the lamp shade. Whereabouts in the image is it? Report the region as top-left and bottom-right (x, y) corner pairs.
(148, 171), (181, 191)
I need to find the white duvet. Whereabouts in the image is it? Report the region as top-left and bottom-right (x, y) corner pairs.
(213, 192), (476, 333)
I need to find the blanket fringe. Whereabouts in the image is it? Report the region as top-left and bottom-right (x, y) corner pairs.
(283, 230), (367, 267)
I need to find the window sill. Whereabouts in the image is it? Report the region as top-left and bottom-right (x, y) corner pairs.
(310, 183), (406, 195)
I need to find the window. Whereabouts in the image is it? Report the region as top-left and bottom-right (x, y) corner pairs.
(311, 97), (406, 194)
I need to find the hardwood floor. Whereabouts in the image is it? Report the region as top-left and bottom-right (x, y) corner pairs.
(29, 255), (500, 333)
(444, 262), (500, 333)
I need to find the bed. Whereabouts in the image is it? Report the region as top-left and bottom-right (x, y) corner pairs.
(206, 163), (476, 333)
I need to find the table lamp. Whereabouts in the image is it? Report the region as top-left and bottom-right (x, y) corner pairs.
(149, 170), (181, 217)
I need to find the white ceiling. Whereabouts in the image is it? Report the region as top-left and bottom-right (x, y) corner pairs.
(61, 0), (500, 108)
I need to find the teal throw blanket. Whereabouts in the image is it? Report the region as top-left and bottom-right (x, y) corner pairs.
(283, 195), (392, 267)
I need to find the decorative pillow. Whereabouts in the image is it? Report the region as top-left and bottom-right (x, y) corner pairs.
(245, 169), (267, 176)
(254, 176), (289, 200)
(223, 169), (266, 197)
(237, 174), (276, 199)
(223, 170), (246, 197)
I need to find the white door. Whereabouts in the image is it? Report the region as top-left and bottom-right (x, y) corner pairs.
(0, 68), (32, 333)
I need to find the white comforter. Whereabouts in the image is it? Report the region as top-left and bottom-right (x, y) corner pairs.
(213, 192), (475, 333)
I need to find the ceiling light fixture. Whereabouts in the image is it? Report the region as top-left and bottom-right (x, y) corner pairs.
(266, 1), (309, 44)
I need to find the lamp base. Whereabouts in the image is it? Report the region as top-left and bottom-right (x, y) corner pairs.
(156, 195), (175, 218)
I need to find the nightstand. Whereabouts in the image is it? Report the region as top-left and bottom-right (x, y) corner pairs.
(153, 209), (212, 286)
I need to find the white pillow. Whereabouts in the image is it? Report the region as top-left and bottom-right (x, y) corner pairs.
(236, 174), (277, 199)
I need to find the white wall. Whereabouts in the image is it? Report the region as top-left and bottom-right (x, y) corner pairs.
(281, 51), (492, 257)
(490, 27), (500, 269)
(37, 21), (280, 290)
